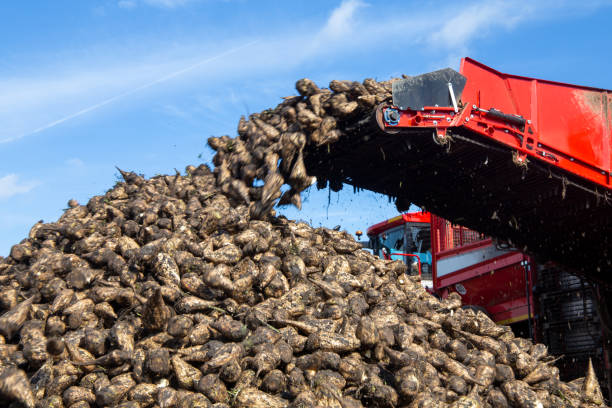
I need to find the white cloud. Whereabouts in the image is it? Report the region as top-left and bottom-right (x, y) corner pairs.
(0, 175), (39, 199)
(431, 1), (533, 49)
(320, 0), (366, 39)
(66, 158), (85, 167)
(143, 0), (192, 7)
(2, 0), (609, 143)
(117, 0), (193, 9)
(118, 0), (137, 9)
(306, 0), (367, 56)
(0, 40), (258, 143)
(309, 0), (540, 60)
(0, 67), (161, 143)
(158, 104), (191, 119)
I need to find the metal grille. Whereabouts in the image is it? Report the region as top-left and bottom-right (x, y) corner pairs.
(432, 215), (486, 253)
(453, 227), (482, 247)
(555, 349), (606, 385)
(536, 264), (607, 388)
(537, 266), (584, 292)
(543, 320), (601, 354)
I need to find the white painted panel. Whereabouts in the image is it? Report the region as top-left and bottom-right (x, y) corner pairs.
(437, 245), (510, 277)
(421, 279), (433, 289)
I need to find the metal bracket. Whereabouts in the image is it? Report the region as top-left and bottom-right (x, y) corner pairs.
(448, 82), (458, 113)
(384, 108), (400, 126)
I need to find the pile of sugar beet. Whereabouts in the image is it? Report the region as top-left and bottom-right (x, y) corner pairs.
(0, 76), (607, 408)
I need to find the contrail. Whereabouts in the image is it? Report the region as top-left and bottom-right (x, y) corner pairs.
(3, 40), (259, 143)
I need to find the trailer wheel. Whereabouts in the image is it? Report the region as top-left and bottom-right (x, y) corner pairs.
(429, 292), (442, 300)
(461, 304), (491, 318)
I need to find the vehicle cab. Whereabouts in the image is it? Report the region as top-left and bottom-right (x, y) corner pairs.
(367, 211), (433, 289)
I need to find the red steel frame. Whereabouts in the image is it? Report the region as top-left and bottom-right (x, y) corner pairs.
(380, 57), (612, 189)
(368, 211), (535, 326)
(430, 214), (534, 325)
(367, 211), (431, 236)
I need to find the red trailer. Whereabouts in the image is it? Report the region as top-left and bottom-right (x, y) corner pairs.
(367, 211), (609, 392)
(431, 215), (536, 328)
(367, 211), (535, 328)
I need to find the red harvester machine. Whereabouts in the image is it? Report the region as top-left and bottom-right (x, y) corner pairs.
(305, 58), (611, 283)
(304, 57), (611, 391)
(366, 211), (609, 394)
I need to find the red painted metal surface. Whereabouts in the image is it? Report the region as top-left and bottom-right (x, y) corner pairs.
(488, 298), (531, 326)
(436, 238), (491, 259)
(382, 58), (612, 188)
(430, 214), (533, 324)
(430, 214), (484, 254)
(369, 211), (534, 325)
(437, 255), (533, 324)
(461, 58), (611, 186)
(366, 211), (430, 236)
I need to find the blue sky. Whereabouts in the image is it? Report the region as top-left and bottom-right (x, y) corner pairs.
(1, 0), (612, 255)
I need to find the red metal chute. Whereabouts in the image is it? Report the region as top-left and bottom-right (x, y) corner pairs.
(460, 58), (611, 187)
(383, 58), (611, 188)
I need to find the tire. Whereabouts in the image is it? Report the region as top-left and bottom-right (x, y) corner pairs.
(461, 304), (490, 317)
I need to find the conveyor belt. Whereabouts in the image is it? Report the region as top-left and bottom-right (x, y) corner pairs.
(304, 115), (612, 286)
